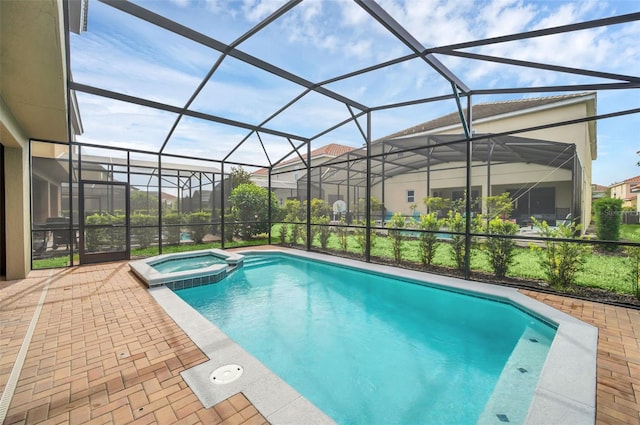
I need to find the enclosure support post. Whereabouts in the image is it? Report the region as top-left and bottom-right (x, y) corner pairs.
(158, 154), (163, 254)
(306, 141), (312, 251)
(346, 154), (351, 224)
(220, 162), (225, 249)
(365, 111), (372, 263)
(268, 167), (272, 245)
(453, 84), (472, 280)
(426, 153), (430, 203)
(381, 142), (385, 220)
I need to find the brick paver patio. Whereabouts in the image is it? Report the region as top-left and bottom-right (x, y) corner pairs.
(1, 254), (638, 424)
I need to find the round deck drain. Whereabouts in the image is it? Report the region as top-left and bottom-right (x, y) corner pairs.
(210, 364), (243, 384)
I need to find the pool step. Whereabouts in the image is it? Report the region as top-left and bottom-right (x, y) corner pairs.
(243, 257), (278, 268)
(476, 327), (551, 425)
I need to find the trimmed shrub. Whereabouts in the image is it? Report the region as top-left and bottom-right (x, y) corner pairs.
(186, 211), (211, 243)
(387, 213), (406, 262)
(530, 218), (590, 288)
(163, 212), (182, 245)
(485, 217), (519, 277)
(131, 213), (157, 249)
(594, 197), (623, 249)
(353, 220), (377, 255)
(418, 212), (441, 266)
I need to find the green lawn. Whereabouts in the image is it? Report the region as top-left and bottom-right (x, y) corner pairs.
(32, 224), (639, 300)
(288, 225), (638, 297)
(621, 224), (640, 242)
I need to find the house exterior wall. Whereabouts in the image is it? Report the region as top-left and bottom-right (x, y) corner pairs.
(4, 146), (31, 279)
(391, 99), (595, 228)
(371, 162), (572, 218)
(610, 181), (637, 208)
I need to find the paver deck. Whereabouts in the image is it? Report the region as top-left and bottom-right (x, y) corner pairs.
(0, 252), (638, 424)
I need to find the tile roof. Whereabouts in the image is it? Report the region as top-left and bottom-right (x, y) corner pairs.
(253, 143), (355, 175)
(622, 175), (640, 184)
(381, 92), (596, 140)
(592, 184), (608, 192)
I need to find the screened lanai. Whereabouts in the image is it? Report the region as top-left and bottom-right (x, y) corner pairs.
(28, 0), (640, 270)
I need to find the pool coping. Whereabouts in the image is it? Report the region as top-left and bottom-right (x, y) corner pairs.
(148, 248), (597, 425)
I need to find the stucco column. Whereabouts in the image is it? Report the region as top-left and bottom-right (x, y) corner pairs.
(5, 146), (30, 279)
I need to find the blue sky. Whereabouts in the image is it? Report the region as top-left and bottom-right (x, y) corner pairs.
(70, 0), (640, 185)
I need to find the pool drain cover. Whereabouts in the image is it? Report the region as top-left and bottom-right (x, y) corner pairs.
(210, 364), (243, 384)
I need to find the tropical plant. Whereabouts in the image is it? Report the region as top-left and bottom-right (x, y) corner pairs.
(387, 212), (406, 262)
(276, 223), (288, 245)
(529, 218), (589, 288)
(228, 166), (253, 189)
(229, 183), (281, 240)
(423, 196), (449, 216)
(309, 198), (332, 220)
(313, 216), (332, 249)
(290, 223), (302, 245)
(484, 192), (513, 220)
(335, 219), (349, 252)
(445, 210), (483, 270)
(353, 220), (377, 255)
(445, 211), (466, 270)
(485, 217), (519, 277)
(418, 212), (441, 266)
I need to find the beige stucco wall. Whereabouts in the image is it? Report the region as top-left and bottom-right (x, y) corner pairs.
(4, 146), (31, 279)
(1, 95), (31, 279)
(384, 98), (595, 227)
(372, 161), (572, 216)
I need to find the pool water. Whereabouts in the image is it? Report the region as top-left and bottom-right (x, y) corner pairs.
(177, 254), (555, 424)
(151, 253), (226, 273)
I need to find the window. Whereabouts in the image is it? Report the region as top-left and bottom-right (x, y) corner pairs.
(407, 190), (415, 203)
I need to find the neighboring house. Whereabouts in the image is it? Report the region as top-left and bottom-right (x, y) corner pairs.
(294, 93), (596, 229)
(591, 184), (608, 203)
(610, 175), (640, 209)
(632, 184), (640, 213)
(252, 143), (355, 206)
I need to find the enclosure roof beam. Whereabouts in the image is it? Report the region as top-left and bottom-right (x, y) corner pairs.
(355, 0), (470, 93)
(100, 0), (368, 112)
(470, 82), (640, 95)
(442, 51), (640, 84)
(158, 0), (302, 155)
(429, 11), (640, 52)
(69, 82), (306, 141)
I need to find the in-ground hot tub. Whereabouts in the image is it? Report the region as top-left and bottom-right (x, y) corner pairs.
(129, 249), (243, 289)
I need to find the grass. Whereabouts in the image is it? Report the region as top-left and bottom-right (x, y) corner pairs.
(32, 224), (639, 299)
(274, 224), (638, 297)
(32, 237), (270, 269)
(620, 224), (640, 243)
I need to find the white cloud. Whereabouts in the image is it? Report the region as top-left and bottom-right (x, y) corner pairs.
(242, 0), (287, 22)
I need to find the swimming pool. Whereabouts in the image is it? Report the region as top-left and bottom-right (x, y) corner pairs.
(176, 253), (556, 424)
